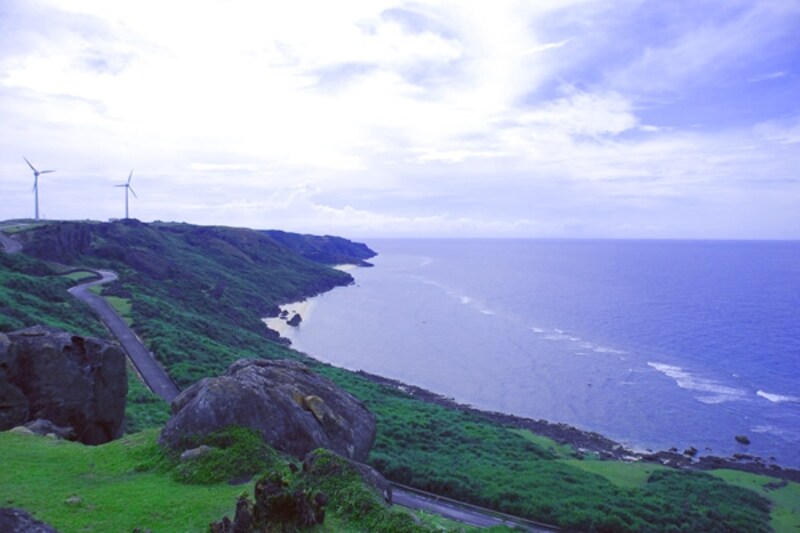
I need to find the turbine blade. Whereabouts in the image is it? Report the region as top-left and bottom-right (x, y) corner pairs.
(129, 187), (138, 199)
(24, 157), (37, 172)
(114, 184), (126, 187)
(39, 170), (55, 174)
(127, 170), (133, 184)
(32, 176), (38, 192)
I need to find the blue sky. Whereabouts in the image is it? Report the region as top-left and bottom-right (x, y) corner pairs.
(1, 0), (798, 238)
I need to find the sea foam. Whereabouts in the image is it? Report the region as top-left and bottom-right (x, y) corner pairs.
(648, 362), (747, 404)
(757, 390), (800, 403)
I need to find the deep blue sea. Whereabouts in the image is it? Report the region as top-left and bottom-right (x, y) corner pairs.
(284, 239), (800, 467)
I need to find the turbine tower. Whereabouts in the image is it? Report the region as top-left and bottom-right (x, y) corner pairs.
(24, 157), (55, 221)
(115, 170), (137, 219)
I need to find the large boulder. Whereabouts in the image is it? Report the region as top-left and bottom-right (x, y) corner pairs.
(159, 359), (376, 461)
(1, 326), (127, 444)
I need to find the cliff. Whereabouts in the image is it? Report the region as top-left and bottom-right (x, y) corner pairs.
(262, 230), (376, 266)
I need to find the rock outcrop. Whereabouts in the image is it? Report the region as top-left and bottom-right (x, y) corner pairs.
(0, 326), (127, 444)
(0, 508), (60, 533)
(159, 359), (376, 461)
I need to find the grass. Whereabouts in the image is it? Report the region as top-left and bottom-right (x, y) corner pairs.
(124, 369), (171, 434)
(0, 430), (250, 532)
(710, 469), (800, 533)
(104, 295), (133, 324)
(314, 365), (771, 532)
(62, 270), (98, 282)
(509, 428), (576, 459)
(561, 459), (669, 489)
(1, 428), (477, 533)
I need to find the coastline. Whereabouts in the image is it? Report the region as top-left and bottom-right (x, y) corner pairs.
(263, 264), (800, 482)
(262, 265), (357, 338)
(352, 368), (800, 483)
(263, 299), (318, 337)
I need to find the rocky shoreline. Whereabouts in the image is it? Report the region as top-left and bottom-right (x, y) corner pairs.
(352, 369), (800, 483)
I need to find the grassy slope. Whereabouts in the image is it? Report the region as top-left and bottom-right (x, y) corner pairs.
(710, 469), (800, 533)
(2, 429), (471, 533)
(1, 220), (781, 532)
(1, 430), (247, 532)
(0, 251), (104, 336)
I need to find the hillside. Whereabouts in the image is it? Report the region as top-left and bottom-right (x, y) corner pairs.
(12, 219), (361, 386)
(2, 219), (798, 532)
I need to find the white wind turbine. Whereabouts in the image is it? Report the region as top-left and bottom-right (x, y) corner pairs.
(24, 157), (55, 221)
(115, 170), (137, 219)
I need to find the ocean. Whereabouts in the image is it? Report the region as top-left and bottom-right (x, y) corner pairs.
(280, 239), (800, 467)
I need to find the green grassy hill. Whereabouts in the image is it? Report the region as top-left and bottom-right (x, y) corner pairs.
(2, 219), (797, 532)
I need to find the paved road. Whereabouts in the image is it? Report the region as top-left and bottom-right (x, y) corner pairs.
(0, 231), (22, 254)
(68, 271), (180, 403)
(392, 485), (560, 532)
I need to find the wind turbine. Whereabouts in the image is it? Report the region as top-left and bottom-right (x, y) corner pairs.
(115, 170), (137, 219)
(24, 157), (55, 221)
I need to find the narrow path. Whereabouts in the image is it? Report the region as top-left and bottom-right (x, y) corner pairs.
(391, 484), (560, 532)
(68, 271), (180, 403)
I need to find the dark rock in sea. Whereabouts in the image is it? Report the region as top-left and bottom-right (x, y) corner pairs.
(159, 359), (376, 461)
(735, 434), (751, 445)
(287, 313), (302, 327)
(1, 326), (127, 444)
(0, 508), (60, 533)
(683, 446), (698, 457)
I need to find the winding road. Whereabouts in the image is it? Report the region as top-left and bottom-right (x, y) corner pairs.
(2, 228), (179, 402)
(391, 484), (560, 532)
(67, 271), (180, 403)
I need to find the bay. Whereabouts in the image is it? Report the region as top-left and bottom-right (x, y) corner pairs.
(281, 239), (800, 467)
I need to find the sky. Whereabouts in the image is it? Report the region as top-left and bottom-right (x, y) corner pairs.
(1, 0), (799, 239)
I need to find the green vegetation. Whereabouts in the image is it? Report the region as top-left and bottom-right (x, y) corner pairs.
(0, 251), (103, 336)
(711, 469), (800, 533)
(13, 220), (351, 386)
(2, 220), (783, 532)
(0, 429), (249, 532)
(61, 269), (98, 282)
(104, 295), (132, 324)
(1, 428), (475, 533)
(167, 426), (286, 485)
(312, 365), (771, 532)
(124, 369), (171, 434)
(562, 459), (669, 489)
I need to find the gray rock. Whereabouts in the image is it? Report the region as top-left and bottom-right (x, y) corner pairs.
(1, 326), (127, 444)
(24, 419), (75, 440)
(0, 508), (60, 532)
(180, 444), (214, 462)
(159, 359), (375, 461)
(0, 381), (29, 430)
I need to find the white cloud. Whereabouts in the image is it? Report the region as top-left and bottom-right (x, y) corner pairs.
(1, 0), (798, 238)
